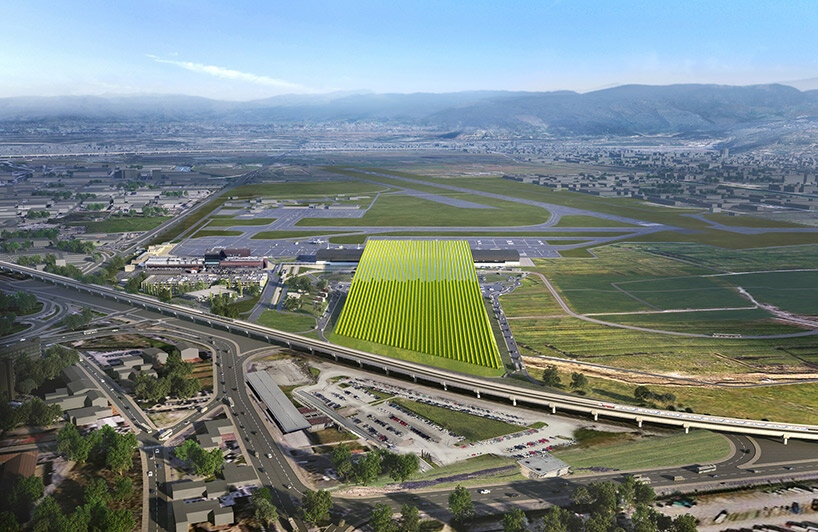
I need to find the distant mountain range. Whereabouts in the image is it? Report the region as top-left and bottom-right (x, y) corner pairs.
(2, 83), (818, 138)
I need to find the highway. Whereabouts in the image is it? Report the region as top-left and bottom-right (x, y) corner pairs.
(4, 275), (818, 529)
(3, 259), (817, 443)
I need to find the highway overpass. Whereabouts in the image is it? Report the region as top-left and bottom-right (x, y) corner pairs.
(2, 259), (817, 444)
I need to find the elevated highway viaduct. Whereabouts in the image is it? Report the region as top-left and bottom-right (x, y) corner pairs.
(2, 260), (816, 445)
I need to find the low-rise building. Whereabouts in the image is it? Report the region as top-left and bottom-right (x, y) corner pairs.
(518, 454), (570, 479)
(222, 463), (259, 489)
(176, 342), (200, 362)
(69, 406), (112, 426)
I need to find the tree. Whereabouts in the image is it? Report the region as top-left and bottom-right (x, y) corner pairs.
(31, 496), (66, 532)
(105, 431), (138, 474)
(634, 481), (655, 506)
(382, 451), (419, 482)
(352, 451), (382, 485)
(399, 504), (420, 532)
(84, 478), (110, 505)
(0, 511), (19, 532)
(26, 398), (62, 426)
(570, 372), (588, 391)
(540, 506), (568, 532)
(57, 423), (91, 463)
(588, 481), (618, 517)
(254, 498), (279, 526)
(673, 514), (698, 532)
(301, 489), (332, 525)
(618, 475), (638, 509)
(10, 474), (45, 522)
(114, 477), (133, 501)
(331, 442), (353, 480)
(502, 507), (527, 532)
(448, 484), (474, 522)
(370, 503), (394, 532)
(541, 365), (561, 387)
(571, 485), (591, 508)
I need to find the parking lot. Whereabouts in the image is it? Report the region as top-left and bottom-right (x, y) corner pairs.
(299, 372), (583, 465)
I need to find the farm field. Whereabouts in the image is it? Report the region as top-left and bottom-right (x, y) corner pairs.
(552, 430), (731, 471)
(499, 276), (566, 317)
(336, 240), (501, 369)
(511, 316), (817, 373)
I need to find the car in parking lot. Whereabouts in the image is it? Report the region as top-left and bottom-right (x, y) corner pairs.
(479, 489), (491, 494)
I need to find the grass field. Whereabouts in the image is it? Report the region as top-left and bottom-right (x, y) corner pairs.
(250, 230), (350, 240)
(393, 398), (526, 443)
(558, 247), (597, 258)
(328, 231), (629, 245)
(512, 315), (816, 373)
(256, 309), (317, 332)
(191, 229), (243, 238)
(704, 213), (809, 228)
(81, 216), (171, 233)
(630, 243), (818, 272)
(297, 193), (550, 227)
(552, 430), (731, 470)
(206, 217), (278, 227)
(595, 309), (806, 335)
(553, 215), (637, 228)
(229, 180), (390, 198)
(525, 363), (818, 424)
(383, 454), (523, 488)
(336, 240), (501, 369)
(499, 276), (565, 317)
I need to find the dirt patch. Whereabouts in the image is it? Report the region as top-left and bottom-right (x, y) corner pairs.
(523, 356), (818, 387)
(249, 358), (312, 386)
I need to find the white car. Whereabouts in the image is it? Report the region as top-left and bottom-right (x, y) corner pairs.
(479, 489), (490, 494)
(147, 471), (153, 477)
(266, 453), (273, 458)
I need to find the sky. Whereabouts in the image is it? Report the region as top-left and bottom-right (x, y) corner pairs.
(2, 0), (818, 100)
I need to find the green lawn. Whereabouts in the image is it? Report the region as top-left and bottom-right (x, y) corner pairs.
(558, 247), (597, 258)
(393, 454), (523, 489)
(206, 217), (278, 227)
(553, 215), (637, 228)
(229, 180), (390, 198)
(256, 309), (317, 332)
(393, 398), (528, 443)
(191, 229), (243, 238)
(250, 230), (350, 240)
(82, 216), (171, 233)
(328, 232), (629, 245)
(500, 276), (565, 317)
(704, 213), (809, 228)
(553, 430), (731, 470)
(296, 193), (550, 227)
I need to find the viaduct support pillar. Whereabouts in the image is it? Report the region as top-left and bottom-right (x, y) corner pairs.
(549, 404), (556, 414)
(783, 434), (789, 445)
(411, 375), (416, 383)
(592, 410), (599, 421)
(683, 424), (690, 434)
(511, 397), (517, 407)
(636, 417), (643, 428)
(442, 382), (447, 391)
(475, 390), (480, 399)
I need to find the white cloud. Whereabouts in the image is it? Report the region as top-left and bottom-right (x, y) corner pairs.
(147, 54), (308, 92)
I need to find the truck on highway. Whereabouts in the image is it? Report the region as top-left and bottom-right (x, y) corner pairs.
(158, 428), (173, 441)
(696, 464), (717, 474)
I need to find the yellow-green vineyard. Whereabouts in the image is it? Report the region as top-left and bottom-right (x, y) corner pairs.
(335, 240), (501, 368)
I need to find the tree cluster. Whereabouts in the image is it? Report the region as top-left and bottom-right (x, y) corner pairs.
(60, 307), (94, 331)
(132, 351), (201, 403)
(56, 423), (139, 474)
(1, 239), (34, 253)
(26, 210), (50, 219)
(634, 386), (676, 405)
(331, 444), (419, 485)
(16, 255), (42, 267)
(55, 239), (96, 255)
(13, 344), (80, 395)
(251, 487), (279, 527)
(0, 290), (39, 333)
(30, 476), (134, 532)
(301, 489), (333, 525)
(0, 397), (62, 431)
(286, 275), (313, 292)
(174, 440), (225, 477)
(370, 502), (421, 532)
(1, 228), (59, 240)
(210, 293), (239, 318)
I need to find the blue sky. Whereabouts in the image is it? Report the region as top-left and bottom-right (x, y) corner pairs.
(2, 0), (817, 99)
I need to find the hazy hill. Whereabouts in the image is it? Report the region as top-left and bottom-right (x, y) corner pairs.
(2, 84), (817, 138)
